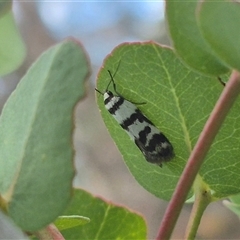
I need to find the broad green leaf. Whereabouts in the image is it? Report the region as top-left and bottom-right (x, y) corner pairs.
(198, 0), (240, 72)
(0, 0), (11, 16)
(0, 39), (89, 231)
(96, 42), (240, 200)
(55, 215), (90, 231)
(0, 10), (26, 76)
(60, 189), (147, 239)
(223, 194), (240, 217)
(166, 0), (229, 75)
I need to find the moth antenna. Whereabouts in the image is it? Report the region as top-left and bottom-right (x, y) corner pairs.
(106, 70), (114, 91)
(107, 70), (122, 96)
(107, 70), (116, 90)
(112, 60), (121, 78)
(95, 88), (104, 95)
(96, 61), (122, 95)
(218, 76), (226, 86)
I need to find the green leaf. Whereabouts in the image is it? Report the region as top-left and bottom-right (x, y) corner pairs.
(223, 194), (240, 217)
(0, 10), (26, 76)
(55, 215), (90, 231)
(96, 42), (240, 200)
(166, 0), (229, 75)
(61, 189), (147, 239)
(0, 39), (89, 231)
(198, 0), (240, 72)
(0, 0), (12, 16)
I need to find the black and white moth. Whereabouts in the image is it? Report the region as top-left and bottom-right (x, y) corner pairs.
(96, 70), (174, 167)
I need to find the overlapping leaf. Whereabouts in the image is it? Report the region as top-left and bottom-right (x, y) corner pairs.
(60, 189), (147, 239)
(166, 0), (229, 75)
(198, 0), (240, 71)
(0, 39), (89, 231)
(0, 10), (26, 76)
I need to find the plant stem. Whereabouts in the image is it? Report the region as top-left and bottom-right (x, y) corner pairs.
(184, 176), (212, 240)
(156, 70), (240, 240)
(35, 224), (65, 240)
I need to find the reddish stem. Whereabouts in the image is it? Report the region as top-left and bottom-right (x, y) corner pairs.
(156, 71), (240, 240)
(35, 224), (65, 240)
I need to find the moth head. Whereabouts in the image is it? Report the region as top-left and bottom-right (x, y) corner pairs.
(104, 91), (114, 102)
(95, 63), (121, 98)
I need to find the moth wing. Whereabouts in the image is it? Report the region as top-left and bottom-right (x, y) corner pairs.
(134, 138), (164, 167)
(134, 135), (174, 167)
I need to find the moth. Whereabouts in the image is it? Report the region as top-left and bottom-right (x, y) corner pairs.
(95, 70), (174, 167)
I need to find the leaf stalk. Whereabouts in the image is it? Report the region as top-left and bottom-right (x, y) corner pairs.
(184, 176), (212, 239)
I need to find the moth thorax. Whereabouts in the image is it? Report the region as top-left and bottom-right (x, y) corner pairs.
(104, 91), (113, 101)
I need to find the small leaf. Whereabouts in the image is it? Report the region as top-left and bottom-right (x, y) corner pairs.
(166, 0), (229, 75)
(0, 10), (26, 76)
(223, 194), (240, 217)
(0, 0), (12, 16)
(0, 39), (90, 231)
(96, 42), (240, 200)
(198, 0), (240, 71)
(60, 189), (147, 239)
(55, 215), (90, 231)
